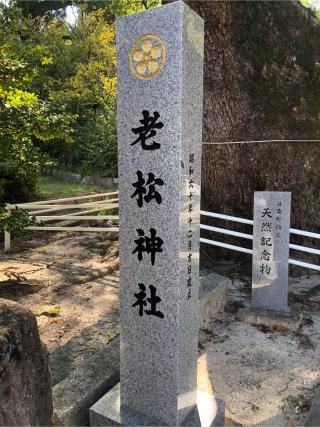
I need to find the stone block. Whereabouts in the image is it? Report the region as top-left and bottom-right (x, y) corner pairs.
(199, 273), (229, 330)
(239, 307), (302, 332)
(68, 173), (82, 184)
(305, 390), (320, 427)
(53, 337), (119, 426)
(81, 175), (96, 185)
(97, 177), (114, 187)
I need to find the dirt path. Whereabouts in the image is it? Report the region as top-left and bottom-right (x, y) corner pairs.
(0, 232), (119, 353)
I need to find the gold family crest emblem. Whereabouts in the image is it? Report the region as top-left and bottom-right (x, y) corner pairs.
(129, 33), (166, 81)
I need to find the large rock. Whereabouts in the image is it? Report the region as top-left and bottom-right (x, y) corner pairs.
(62, 172), (82, 184)
(81, 175), (95, 185)
(96, 177), (114, 187)
(0, 298), (52, 426)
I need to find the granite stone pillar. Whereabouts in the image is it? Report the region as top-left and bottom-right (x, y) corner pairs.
(252, 191), (291, 312)
(117, 1), (203, 425)
(90, 1), (223, 426)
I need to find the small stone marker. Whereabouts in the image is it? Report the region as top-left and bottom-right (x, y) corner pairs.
(252, 191), (291, 311)
(90, 1), (224, 426)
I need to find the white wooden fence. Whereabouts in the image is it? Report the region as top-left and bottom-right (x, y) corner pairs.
(4, 191), (119, 251)
(3, 197), (320, 273)
(200, 211), (320, 272)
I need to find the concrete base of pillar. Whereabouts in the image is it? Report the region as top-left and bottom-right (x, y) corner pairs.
(89, 383), (225, 426)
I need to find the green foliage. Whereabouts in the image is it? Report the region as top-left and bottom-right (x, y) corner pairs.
(11, 0), (161, 176)
(0, 5), (76, 203)
(98, 207), (118, 216)
(0, 158), (37, 204)
(15, 0), (72, 18)
(250, 404), (260, 413)
(14, 0), (161, 19)
(0, 206), (36, 235)
(21, 5), (118, 174)
(105, 330), (119, 342)
(73, 116), (117, 176)
(105, 0), (161, 18)
(282, 395), (302, 412)
(33, 304), (62, 317)
(0, 0), (161, 206)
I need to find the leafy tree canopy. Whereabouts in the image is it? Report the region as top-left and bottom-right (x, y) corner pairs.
(0, 0), (160, 207)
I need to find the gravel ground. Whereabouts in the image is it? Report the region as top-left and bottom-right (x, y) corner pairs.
(200, 271), (320, 426)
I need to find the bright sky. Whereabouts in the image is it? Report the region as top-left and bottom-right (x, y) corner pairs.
(65, 5), (78, 26)
(302, 0), (320, 10)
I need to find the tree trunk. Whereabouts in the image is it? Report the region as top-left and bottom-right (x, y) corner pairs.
(163, 0), (320, 261)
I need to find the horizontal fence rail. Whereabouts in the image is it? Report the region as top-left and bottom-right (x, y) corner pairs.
(200, 224), (253, 240)
(8, 201), (118, 210)
(4, 191), (120, 251)
(201, 210), (320, 240)
(200, 237), (253, 255)
(20, 192), (119, 206)
(200, 210), (320, 272)
(289, 258), (320, 272)
(3, 199), (320, 274)
(37, 215), (119, 221)
(200, 210), (254, 225)
(26, 226), (119, 232)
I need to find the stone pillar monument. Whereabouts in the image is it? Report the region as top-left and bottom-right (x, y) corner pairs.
(90, 1), (224, 426)
(252, 191), (291, 311)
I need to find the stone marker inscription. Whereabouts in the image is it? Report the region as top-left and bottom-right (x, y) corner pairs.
(117, 2), (204, 425)
(252, 191), (291, 312)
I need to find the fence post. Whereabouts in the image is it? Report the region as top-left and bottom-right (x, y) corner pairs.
(4, 204), (11, 252)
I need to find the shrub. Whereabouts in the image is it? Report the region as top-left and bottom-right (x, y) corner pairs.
(72, 116), (117, 177)
(0, 205), (37, 236)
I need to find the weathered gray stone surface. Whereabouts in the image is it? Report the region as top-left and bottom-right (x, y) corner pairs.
(98, 177), (114, 187)
(0, 298), (52, 426)
(63, 172), (82, 184)
(81, 175), (96, 185)
(53, 337), (119, 426)
(116, 1), (204, 424)
(252, 191), (291, 311)
(239, 307), (302, 332)
(305, 389), (320, 427)
(199, 273), (229, 330)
